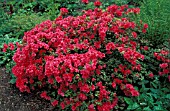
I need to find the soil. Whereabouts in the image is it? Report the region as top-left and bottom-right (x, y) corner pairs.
(0, 68), (55, 111)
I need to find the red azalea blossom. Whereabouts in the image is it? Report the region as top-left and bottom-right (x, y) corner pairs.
(88, 104), (95, 111)
(80, 84), (90, 93)
(40, 91), (51, 100)
(159, 63), (168, 69)
(112, 82), (116, 88)
(131, 90), (139, 96)
(51, 100), (58, 106)
(60, 8), (68, 15)
(132, 32), (137, 38)
(126, 84), (134, 90)
(60, 102), (65, 110)
(149, 73), (154, 78)
(79, 93), (87, 100)
(9, 43), (15, 50)
(82, 0), (88, 4)
(143, 23), (148, 29)
(94, 1), (102, 7)
(2, 43), (8, 52)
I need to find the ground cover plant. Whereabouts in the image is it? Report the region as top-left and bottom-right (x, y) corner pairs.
(1, 0), (170, 111)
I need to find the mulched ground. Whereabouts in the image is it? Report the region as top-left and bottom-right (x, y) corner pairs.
(0, 68), (55, 111)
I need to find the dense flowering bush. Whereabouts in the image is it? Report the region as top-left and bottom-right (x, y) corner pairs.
(5, 2), (168, 111)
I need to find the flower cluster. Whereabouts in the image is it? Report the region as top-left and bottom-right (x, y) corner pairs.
(11, 3), (149, 111)
(2, 43), (16, 52)
(154, 49), (170, 81)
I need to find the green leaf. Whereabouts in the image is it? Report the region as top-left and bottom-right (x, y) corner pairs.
(143, 106), (152, 111)
(150, 88), (158, 94)
(153, 105), (164, 111)
(9, 78), (16, 84)
(124, 97), (133, 104)
(131, 103), (139, 110)
(10, 74), (16, 78)
(165, 94), (170, 99)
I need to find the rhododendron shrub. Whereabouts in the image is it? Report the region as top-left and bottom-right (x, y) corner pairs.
(11, 4), (155, 110)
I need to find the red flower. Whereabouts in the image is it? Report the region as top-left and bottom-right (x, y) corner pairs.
(126, 84), (134, 90)
(3, 43), (8, 49)
(60, 8), (68, 15)
(106, 42), (116, 51)
(159, 63), (168, 69)
(88, 104), (95, 111)
(60, 102), (65, 109)
(2, 43), (8, 52)
(51, 100), (58, 107)
(79, 93), (87, 100)
(82, 0), (88, 4)
(142, 29), (146, 33)
(144, 23), (148, 29)
(55, 76), (62, 83)
(112, 97), (118, 108)
(133, 8), (140, 14)
(80, 84), (90, 93)
(149, 73), (154, 78)
(114, 78), (122, 84)
(112, 82), (116, 88)
(115, 10), (122, 17)
(9, 43), (15, 50)
(63, 73), (74, 82)
(40, 91), (51, 100)
(132, 32), (137, 38)
(143, 46), (149, 51)
(94, 1), (102, 7)
(96, 69), (101, 75)
(91, 84), (96, 91)
(48, 78), (54, 84)
(131, 90), (139, 96)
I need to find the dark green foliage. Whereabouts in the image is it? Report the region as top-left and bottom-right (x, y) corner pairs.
(124, 78), (170, 111)
(138, 0), (170, 47)
(0, 13), (49, 39)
